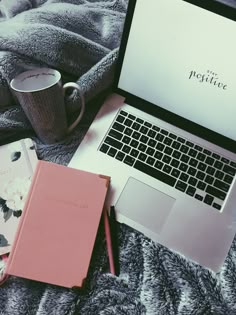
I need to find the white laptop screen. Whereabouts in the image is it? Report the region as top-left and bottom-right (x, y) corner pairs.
(118, 0), (236, 146)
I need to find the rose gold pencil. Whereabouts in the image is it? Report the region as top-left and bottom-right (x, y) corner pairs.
(103, 208), (116, 275)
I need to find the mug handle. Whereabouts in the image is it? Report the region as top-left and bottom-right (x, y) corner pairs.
(62, 82), (85, 134)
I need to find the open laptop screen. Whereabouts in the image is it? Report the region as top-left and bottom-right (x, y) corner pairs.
(117, 0), (236, 152)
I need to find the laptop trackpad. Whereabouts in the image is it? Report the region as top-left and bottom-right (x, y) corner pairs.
(116, 177), (175, 234)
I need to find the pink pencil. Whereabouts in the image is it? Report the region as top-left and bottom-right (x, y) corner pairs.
(103, 208), (116, 275)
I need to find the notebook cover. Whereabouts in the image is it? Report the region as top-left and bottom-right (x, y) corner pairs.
(0, 138), (38, 255)
(6, 160), (110, 288)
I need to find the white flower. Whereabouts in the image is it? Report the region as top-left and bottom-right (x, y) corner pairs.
(0, 177), (31, 211)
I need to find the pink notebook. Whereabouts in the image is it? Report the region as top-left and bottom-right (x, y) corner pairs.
(5, 160), (110, 288)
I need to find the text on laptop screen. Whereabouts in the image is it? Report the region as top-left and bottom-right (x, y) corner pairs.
(118, 0), (236, 142)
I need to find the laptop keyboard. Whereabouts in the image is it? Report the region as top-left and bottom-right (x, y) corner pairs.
(99, 110), (236, 211)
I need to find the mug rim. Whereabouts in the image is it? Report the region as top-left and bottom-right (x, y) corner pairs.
(10, 68), (61, 93)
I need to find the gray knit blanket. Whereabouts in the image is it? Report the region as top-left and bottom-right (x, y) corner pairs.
(1, 1), (236, 314)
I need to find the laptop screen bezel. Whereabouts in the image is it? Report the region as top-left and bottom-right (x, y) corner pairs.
(113, 0), (236, 154)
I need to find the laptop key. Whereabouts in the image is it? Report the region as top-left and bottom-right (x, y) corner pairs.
(139, 152), (147, 162)
(124, 118), (132, 127)
(164, 137), (172, 146)
(177, 136), (185, 143)
(122, 135), (131, 144)
(213, 203), (221, 210)
(109, 129), (123, 140)
(146, 147), (155, 156)
(108, 148), (117, 157)
(113, 122), (125, 132)
(196, 152), (206, 161)
(203, 149), (211, 155)
(230, 161), (236, 168)
(223, 165), (236, 176)
(186, 141), (194, 147)
(104, 136), (123, 150)
(172, 150), (181, 159)
(206, 185), (226, 200)
(152, 125), (160, 132)
(180, 154), (190, 163)
(197, 181), (206, 190)
(186, 186), (196, 196)
(120, 110), (128, 116)
(154, 151), (163, 160)
(122, 145), (131, 154)
(134, 160), (176, 186)
(195, 194), (203, 201)
(100, 144), (109, 153)
(163, 164), (172, 174)
(138, 143), (147, 152)
(187, 167), (197, 176)
(156, 143), (165, 151)
(175, 180), (187, 192)
(164, 146), (173, 155)
(140, 126), (148, 134)
(140, 135), (148, 143)
(180, 173), (189, 182)
(214, 179), (230, 192)
(130, 149), (139, 158)
(132, 122), (141, 131)
(147, 157), (155, 166)
(154, 160), (164, 169)
(116, 151), (125, 161)
(172, 141), (181, 149)
(206, 166), (215, 176)
(205, 175), (214, 185)
(156, 133), (164, 142)
(144, 122), (152, 128)
(196, 171), (205, 180)
(124, 127), (132, 136)
(214, 160), (223, 170)
(188, 177), (197, 186)
(221, 157), (229, 164)
(204, 194), (214, 206)
(147, 130), (157, 138)
(224, 174), (233, 185)
(179, 162), (188, 172)
(124, 155), (135, 166)
(136, 118), (144, 124)
(133, 131), (141, 140)
(148, 139), (157, 147)
(128, 114), (136, 120)
(130, 139), (139, 148)
(215, 170), (224, 180)
(170, 159), (180, 168)
(197, 162), (207, 171)
(116, 115), (125, 123)
(205, 156), (214, 165)
(171, 169), (180, 178)
(189, 149), (197, 157)
(163, 155), (171, 164)
(180, 144), (189, 153)
(194, 145), (203, 151)
(161, 129), (168, 135)
(189, 158), (198, 167)
(212, 153), (220, 160)
(169, 133), (177, 140)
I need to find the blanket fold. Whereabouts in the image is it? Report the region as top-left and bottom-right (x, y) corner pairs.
(0, 0), (126, 115)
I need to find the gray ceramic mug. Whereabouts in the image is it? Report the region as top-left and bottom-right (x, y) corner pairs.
(10, 68), (85, 144)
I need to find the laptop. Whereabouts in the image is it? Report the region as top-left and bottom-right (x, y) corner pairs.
(69, 0), (236, 272)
